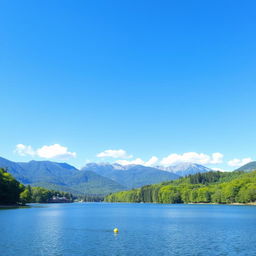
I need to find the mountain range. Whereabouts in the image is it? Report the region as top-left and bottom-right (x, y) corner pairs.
(0, 157), (125, 195)
(3, 156), (249, 196)
(81, 163), (179, 188)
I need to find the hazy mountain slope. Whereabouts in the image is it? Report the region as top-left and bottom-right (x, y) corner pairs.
(29, 182), (81, 195)
(30, 171), (126, 196)
(235, 161), (256, 172)
(18, 160), (78, 184)
(67, 170), (127, 195)
(0, 157), (30, 184)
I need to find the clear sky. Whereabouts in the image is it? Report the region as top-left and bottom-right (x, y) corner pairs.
(0, 0), (256, 170)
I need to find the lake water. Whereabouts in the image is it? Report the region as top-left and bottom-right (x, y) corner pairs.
(1, 203), (256, 256)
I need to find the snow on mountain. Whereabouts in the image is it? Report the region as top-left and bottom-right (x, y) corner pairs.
(155, 162), (212, 176)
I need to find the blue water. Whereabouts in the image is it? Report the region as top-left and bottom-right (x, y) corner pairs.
(1, 203), (256, 256)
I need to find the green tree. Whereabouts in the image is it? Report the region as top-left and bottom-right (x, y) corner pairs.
(0, 168), (24, 204)
(20, 185), (32, 204)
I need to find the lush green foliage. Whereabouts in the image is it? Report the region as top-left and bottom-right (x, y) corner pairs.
(27, 187), (74, 203)
(0, 168), (24, 204)
(19, 185), (75, 204)
(105, 171), (256, 204)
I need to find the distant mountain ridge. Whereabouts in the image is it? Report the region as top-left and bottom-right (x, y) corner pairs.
(0, 156), (218, 195)
(81, 163), (180, 189)
(0, 157), (182, 195)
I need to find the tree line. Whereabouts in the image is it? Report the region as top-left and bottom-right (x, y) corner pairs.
(83, 194), (104, 202)
(105, 170), (256, 204)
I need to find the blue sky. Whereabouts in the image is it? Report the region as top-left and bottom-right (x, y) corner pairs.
(0, 0), (256, 170)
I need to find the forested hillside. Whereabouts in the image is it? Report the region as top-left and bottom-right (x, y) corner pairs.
(0, 168), (74, 205)
(105, 171), (256, 204)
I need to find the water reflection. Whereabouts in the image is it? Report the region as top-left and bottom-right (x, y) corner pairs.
(35, 205), (64, 256)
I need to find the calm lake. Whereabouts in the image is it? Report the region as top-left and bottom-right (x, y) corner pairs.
(1, 203), (256, 256)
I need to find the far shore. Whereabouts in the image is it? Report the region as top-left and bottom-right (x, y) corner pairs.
(187, 202), (256, 206)
(0, 204), (29, 209)
(104, 201), (256, 206)
(229, 202), (256, 206)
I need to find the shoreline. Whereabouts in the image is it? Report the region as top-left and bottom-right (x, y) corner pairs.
(104, 201), (256, 206)
(187, 202), (256, 206)
(0, 204), (29, 209)
(1, 202), (256, 208)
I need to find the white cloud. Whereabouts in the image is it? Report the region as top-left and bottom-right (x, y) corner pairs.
(116, 156), (159, 167)
(227, 158), (252, 167)
(115, 151), (224, 167)
(116, 158), (145, 166)
(97, 149), (132, 159)
(14, 144), (76, 160)
(160, 152), (223, 166)
(36, 144), (76, 159)
(211, 167), (231, 172)
(145, 156), (159, 166)
(211, 153), (224, 164)
(14, 144), (35, 156)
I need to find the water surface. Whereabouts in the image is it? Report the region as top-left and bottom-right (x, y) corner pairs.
(1, 203), (256, 256)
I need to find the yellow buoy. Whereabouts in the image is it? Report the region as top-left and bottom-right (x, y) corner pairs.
(113, 228), (119, 233)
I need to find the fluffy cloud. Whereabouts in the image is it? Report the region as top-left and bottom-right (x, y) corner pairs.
(97, 149), (132, 159)
(160, 152), (223, 166)
(211, 167), (230, 172)
(14, 144), (35, 156)
(114, 151), (224, 167)
(14, 144), (76, 159)
(116, 156), (158, 166)
(145, 156), (159, 166)
(227, 158), (252, 167)
(210, 153), (224, 164)
(36, 144), (76, 159)
(116, 158), (145, 166)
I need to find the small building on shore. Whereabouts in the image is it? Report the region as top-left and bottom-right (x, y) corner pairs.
(48, 196), (72, 203)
